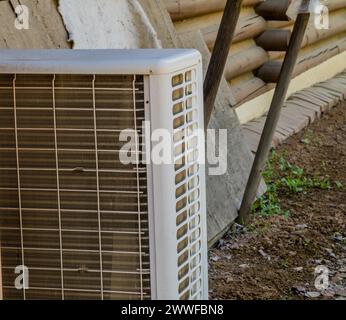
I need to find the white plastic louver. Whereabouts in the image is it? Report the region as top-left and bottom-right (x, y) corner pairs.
(0, 49), (207, 300)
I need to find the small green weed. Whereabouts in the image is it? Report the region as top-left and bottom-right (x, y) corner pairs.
(252, 150), (340, 217)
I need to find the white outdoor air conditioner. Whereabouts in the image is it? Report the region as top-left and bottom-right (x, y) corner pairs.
(0, 49), (208, 300)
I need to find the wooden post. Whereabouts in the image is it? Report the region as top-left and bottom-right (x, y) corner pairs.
(238, 0), (311, 224)
(203, 0), (242, 128)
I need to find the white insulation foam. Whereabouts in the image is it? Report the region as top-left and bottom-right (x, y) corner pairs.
(58, 0), (162, 49)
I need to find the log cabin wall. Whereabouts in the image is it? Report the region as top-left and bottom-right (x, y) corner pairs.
(165, 0), (267, 106)
(164, 0), (346, 121)
(260, 0), (346, 82)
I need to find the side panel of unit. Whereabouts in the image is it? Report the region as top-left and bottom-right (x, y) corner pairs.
(144, 75), (158, 300)
(148, 61), (208, 300)
(148, 72), (179, 299)
(196, 65), (208, 300)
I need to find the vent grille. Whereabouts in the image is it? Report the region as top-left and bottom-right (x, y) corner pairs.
(0, 74), (151, 300)
(172, 70), (203, 300)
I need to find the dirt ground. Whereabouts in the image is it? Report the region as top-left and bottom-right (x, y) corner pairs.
(209, 102), (346, 300)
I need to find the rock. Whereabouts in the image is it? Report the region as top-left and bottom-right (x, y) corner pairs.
(259, 249), (271, 261)
(217, 239), (226, 248)
(301, 138), (311, 145)
(296, 224), (308, 230)
(239, 264), (250, 269)
(305, 291), (321, 298)
(211, 255), (221, 262)
(321, 290), (335, 298)
(321, 259), (331, 265)
(293, 267), (304, 272)
(226, 277), (233, 283)
(233, 223), (244, 235)
(332, 233), (345, 242)
(325, 248), (337, 259)
(336, 289), (346, 297)
(292, 286), (307, 294)
(332, 275), (345, 284)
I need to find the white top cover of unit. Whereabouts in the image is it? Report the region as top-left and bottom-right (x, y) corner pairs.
(0, 49), (201, 75)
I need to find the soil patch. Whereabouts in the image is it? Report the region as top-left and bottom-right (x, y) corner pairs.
(209, 102), (346, 300)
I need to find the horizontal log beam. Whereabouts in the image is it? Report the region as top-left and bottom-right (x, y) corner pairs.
(230, 75), (267, 104)
(268, 8), (346, 60)
(255, 0), (291, 21)
(225, 45), (268, 79)
(165, 0), (263, 21)
(256, 29), (291, 51)
(203, 14), (266, 48)
(257, 32), (346, 83)
(256, 60), (282, 83)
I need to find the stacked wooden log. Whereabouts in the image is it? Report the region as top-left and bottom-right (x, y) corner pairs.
(164, 0), (268, 104)
(164, 0), (346, 106)
(256, 0), (346, 83)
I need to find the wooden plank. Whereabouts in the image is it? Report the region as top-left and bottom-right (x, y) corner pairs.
(288, 98), (323, 118)
(288, 103), (318, 122)
(279, 111), (309, 133)
(281, 104), (311, 124)
(298, 92), (333, 111)
(276, 123), (294, 136)
(328, 79), (346, 91)
(273, 130), (286, 145)
(292, 92), (328, 107)
(243, 119), (285, 148)
(292, 92), (334, 111)
(279, 109), (303, 127)
(310, 86), (343, 101)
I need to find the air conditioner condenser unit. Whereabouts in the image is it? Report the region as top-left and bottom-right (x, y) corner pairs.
(0, 49), (208, 300)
